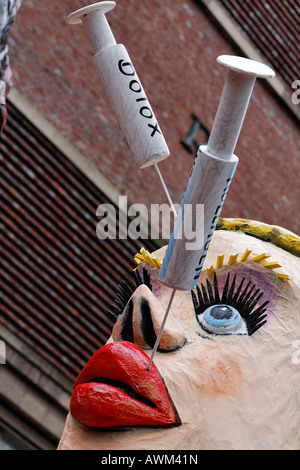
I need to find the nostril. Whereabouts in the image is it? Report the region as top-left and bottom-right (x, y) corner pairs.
(139, 298), (186, 353)
(113, 297), (157, 349)
(140, 298), (156, 349)
(112, 284), (186, 352)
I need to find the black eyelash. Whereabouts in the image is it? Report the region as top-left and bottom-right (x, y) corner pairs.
(107, 267), (153, 322)
(191, 272), (269, 335)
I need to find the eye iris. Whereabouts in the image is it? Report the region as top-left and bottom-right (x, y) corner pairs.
(203, 304), (239, 328)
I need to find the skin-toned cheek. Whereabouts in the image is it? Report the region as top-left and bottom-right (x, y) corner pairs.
(192, 349), (244, 398)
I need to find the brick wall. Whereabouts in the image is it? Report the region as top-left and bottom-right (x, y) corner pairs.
(7, 0), (300, 234)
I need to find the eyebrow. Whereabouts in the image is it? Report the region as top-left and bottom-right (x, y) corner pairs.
(134, 246), (294, 286)
(206, 250), (293, 282)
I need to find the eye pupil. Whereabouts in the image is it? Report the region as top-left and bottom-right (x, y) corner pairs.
(210, 305), (233, 320)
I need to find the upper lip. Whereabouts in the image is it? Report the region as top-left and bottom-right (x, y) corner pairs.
(70, 341), (181, 429)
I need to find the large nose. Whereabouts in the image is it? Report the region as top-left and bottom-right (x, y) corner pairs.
(112, 284), (186, 352)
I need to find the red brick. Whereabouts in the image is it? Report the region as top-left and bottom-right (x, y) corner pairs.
(7, 0), (300, 235)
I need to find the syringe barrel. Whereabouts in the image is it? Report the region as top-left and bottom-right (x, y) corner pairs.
(159, 145), (238, 291)
(92, 43), (170, 168)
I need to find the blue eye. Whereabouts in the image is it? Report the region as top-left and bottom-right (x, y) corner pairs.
(199, 304), (248, 335)
(192, 272), (269, 336)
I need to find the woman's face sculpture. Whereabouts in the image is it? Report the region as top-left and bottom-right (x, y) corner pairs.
(58, 226), (300, 450)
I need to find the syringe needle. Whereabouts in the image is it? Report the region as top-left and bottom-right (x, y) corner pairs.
(154, 163), (177, 218)
(147, 288), (176, 371)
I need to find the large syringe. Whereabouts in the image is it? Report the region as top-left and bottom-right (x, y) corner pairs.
(147, 55), (275, 369)
(66, 1), (176, 215)
(159, 55), (275, 291)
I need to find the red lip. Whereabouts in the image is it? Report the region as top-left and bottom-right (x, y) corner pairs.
(70, 341), (181, 429)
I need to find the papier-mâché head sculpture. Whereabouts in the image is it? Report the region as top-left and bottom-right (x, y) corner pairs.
(58, 218), (300, 450)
